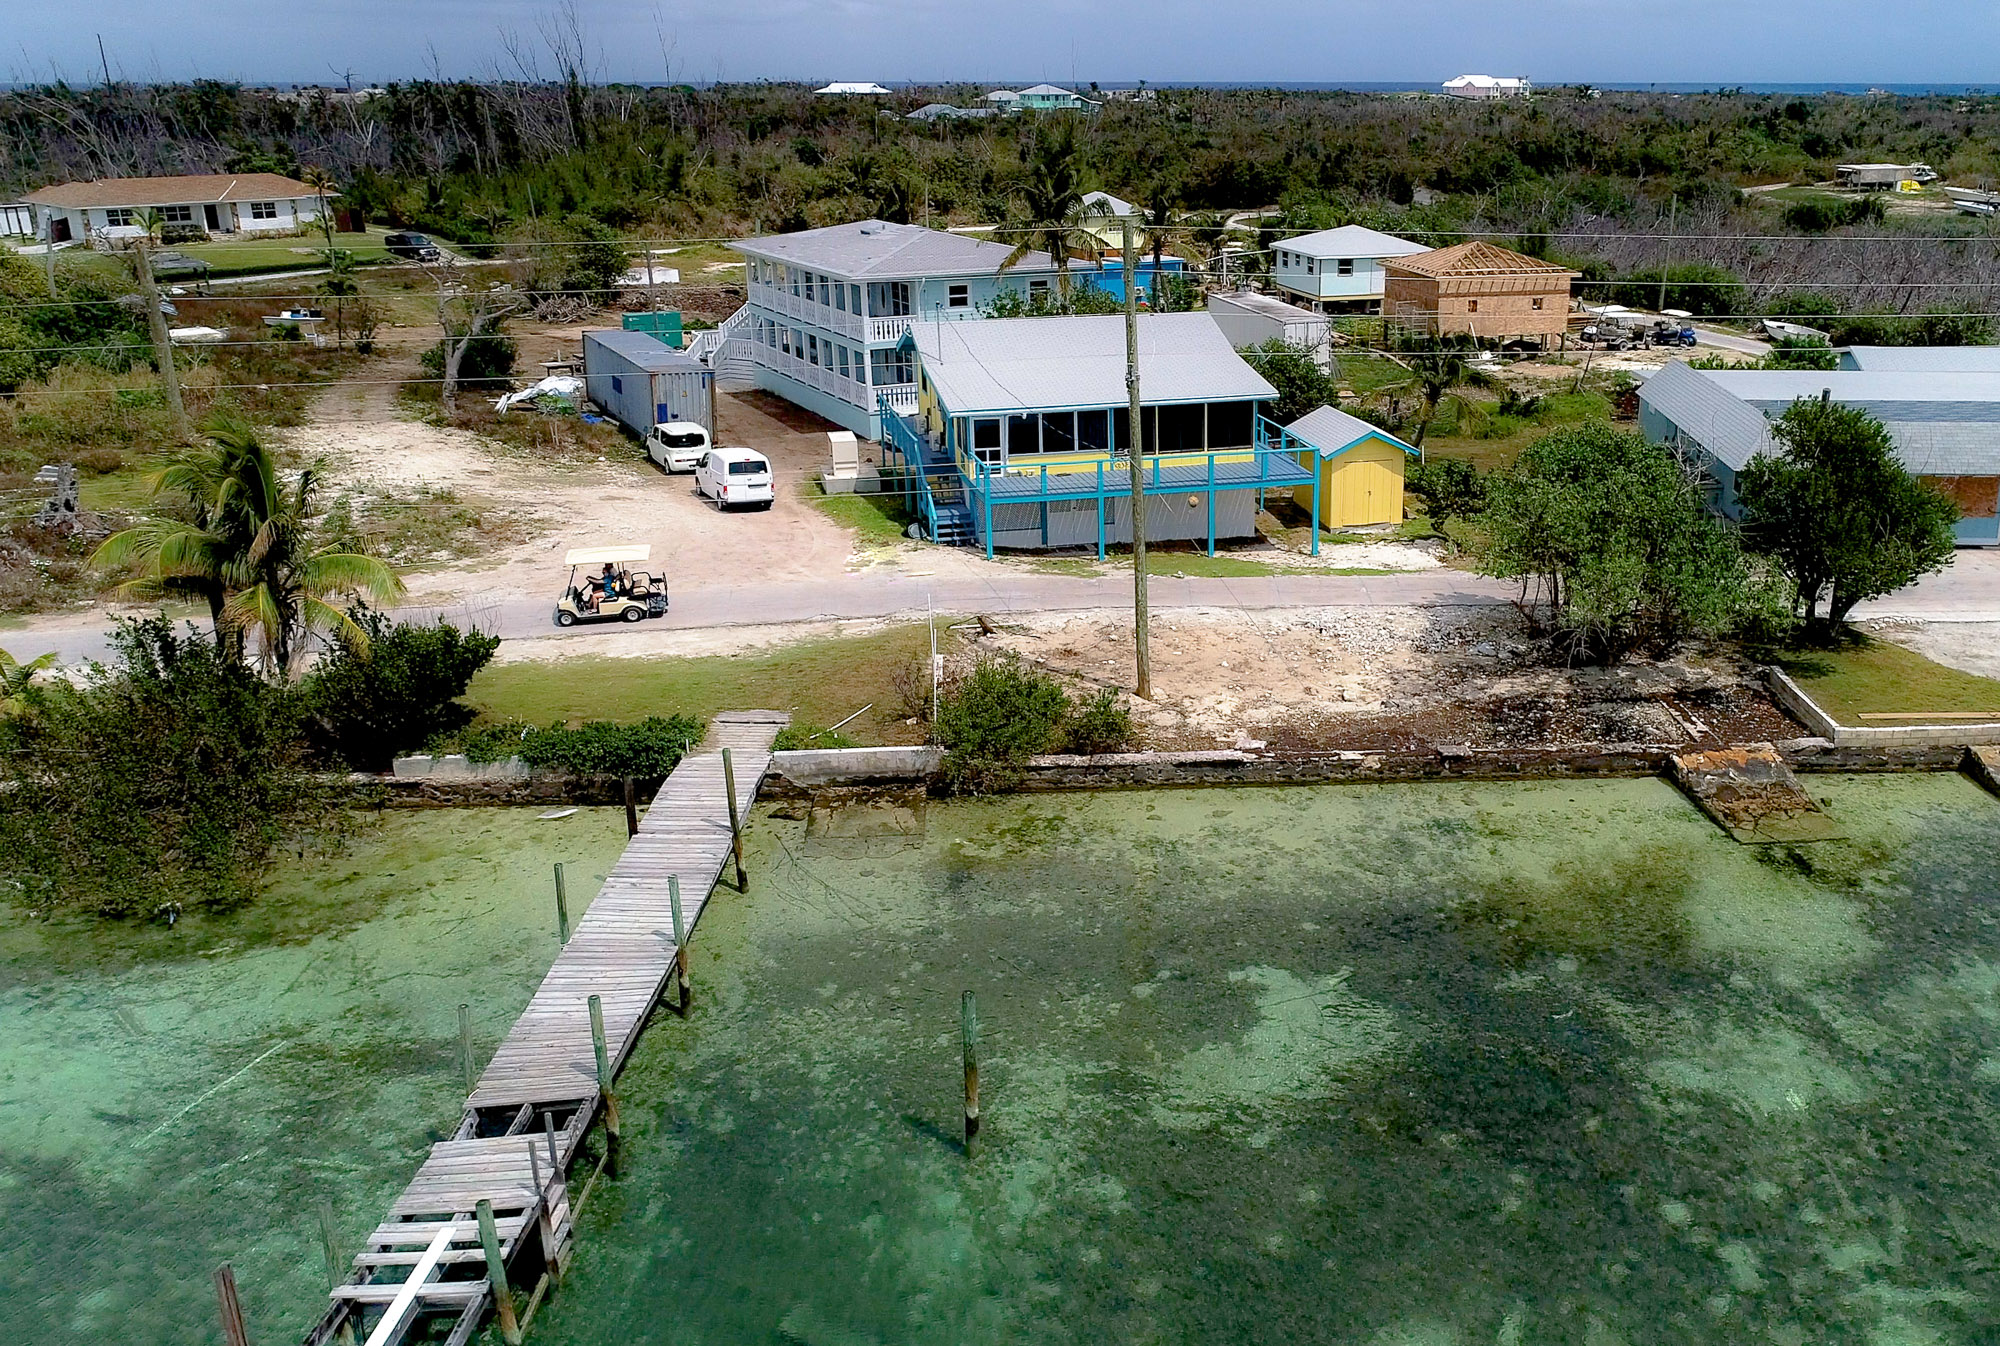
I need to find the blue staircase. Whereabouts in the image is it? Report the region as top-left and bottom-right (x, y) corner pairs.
(926, 477), (974, 545)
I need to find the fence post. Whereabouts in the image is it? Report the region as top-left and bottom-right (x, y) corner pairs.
(961, 990), (980, 1159)
(669, 875), (692, 1017)
(214, 1264), (252, 1346)
(458, 1003), (475, 1095)
(623, 777), (639, 837)
(553, 862), (570, 943)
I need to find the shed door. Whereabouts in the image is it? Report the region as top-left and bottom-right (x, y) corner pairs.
(1330, 447), (1405, 527)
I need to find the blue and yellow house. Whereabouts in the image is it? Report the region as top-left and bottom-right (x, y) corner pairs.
(878, 312), (1324, 555)
(1284, 405), (1419, 528)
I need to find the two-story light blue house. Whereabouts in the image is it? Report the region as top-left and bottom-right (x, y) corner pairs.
(729, 220), (1060, 440)
(1271, 225), (1428, 312)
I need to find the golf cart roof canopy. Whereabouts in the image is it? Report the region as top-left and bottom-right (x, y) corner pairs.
(565, 545), (651, 566)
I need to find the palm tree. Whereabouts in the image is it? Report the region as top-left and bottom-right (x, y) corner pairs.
(1184, 213), (1243, 287)
(300, 165), (339, 249)
(1142, 181), (1183, 310)
(94, 417), (403, 676)
(1001, 125), (1094, 294)
(1400, 338), (1493, 454)
(320, 248), (359, 347)
(0, 648), (55, 717)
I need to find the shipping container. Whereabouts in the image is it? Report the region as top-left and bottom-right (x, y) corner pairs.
(621, 309), (685, 348)
(581, 328), (714, 437)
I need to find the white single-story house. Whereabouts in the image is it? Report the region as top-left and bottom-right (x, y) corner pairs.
(1638, 360), (2000, 546)
(1206, 291), (1334, 368)
(1271, 224), (1429, 310)
(815, 81), (891, 95)
(1443, 74), (1531, 99)
(24, 172), (332, 246)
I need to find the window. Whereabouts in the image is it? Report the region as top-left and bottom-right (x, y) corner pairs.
(1157, 404), (1205, 454)
(837, 346), (849, 378)
(1029, 278), (1050, 302)
(1077, 408), (1110, 454)
(834, 284), (847, 312)
(1007, 414), (1040, 456)
(104, 208), (136, 227)
(1532, 297), (1545, 311)
(160, 204), (194, 224)
(248, 201), (278, 220)
(850, 284), (863, 314)
(610, 375), (623, 394)
(1306, 258), (1316, 275)
(948, 283), (970, 309)
(1467, 300), (1480, 313)
(807, 334), (819, 365)
(971, 418), (1002, 453)
(1207, 401), (1253, 449)
(1041, 411), (1077, 455)
(1337, 258), (1354, 276)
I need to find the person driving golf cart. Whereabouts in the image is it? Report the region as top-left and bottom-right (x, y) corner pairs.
(553, 545), (668, 628)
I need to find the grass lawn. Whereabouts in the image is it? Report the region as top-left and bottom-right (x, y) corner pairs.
(178, 229), (394, 277)
(1335, 351), (1410, 394)
(465, 625), (939, 744)
(1772, 632), (2000, 723)
(803, 483), (912, 544)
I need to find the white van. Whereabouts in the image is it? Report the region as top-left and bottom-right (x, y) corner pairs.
(694, 446), (775, 511)
(645, 421), (711, 472)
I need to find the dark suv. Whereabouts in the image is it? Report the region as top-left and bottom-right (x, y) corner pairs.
(383, 231), (441, 261)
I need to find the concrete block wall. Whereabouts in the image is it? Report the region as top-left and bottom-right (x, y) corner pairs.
(1763, 667), (2000, 748)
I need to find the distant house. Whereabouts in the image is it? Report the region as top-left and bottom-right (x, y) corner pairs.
(879, 311), (1320, 554)
(1206, 291), (1334, 368)
(1286, 405), (1420, 529)
(815, 81), (891, 95)
(1839, 346), (2000, 372)
(1271, 224), (1429, 312)
(24, 172), (332, 246)
(1638, 361), (2000, 546)
(906, 103), (995, 122)
(730, 218), (1059, 439)
(1078, 189), (1141, 248)
(1442, 74), (1531, 99)
(983, 84), (1099, 113)
(1382, 241), (1577, 344)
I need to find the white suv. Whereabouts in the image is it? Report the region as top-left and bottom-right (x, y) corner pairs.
(694, 446), (775, 510)
(646, 421), (710, 472)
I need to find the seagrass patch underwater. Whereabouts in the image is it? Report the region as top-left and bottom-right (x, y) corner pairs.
(530, 774), (2000, 1346)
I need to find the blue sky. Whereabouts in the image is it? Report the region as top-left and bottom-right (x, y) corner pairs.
(12, 1), (1997, 86)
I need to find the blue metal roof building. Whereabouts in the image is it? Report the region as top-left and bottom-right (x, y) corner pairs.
(1639, 361), (2000, 545)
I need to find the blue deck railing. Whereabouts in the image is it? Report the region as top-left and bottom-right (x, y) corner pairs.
(877, 401), (1323, 557)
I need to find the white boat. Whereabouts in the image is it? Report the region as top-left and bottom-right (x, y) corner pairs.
(262, 307), (325, 327)
(1944, 186), (2000, 216)
(1760, 319), (1830, 342)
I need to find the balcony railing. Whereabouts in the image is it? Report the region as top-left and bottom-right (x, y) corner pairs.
(751, 282), (865, 340)
(757, 345), (869, 408)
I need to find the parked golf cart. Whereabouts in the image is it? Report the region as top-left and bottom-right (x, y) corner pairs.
(553, 544), (668, 627)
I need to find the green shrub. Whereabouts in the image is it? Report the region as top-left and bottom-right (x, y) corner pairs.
(0, 617), (335, 914)
(418, 333), (518, 386)
(1405, 457), (1485, 526)
(772, 723), (861, 750)
(1061, 688), (1133, 755)
(303, 613), (500, 771)
(459, 714), (706, 777)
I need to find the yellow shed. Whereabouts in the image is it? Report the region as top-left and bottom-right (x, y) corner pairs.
(1285, 405), (1419, 528)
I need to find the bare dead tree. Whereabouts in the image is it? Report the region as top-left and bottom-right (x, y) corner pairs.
(424, 262), (525, 416)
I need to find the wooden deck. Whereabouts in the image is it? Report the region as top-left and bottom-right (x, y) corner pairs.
(307, 712), (788, 1346)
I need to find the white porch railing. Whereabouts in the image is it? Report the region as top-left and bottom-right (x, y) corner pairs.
(751, 282), (866, 340)
(878, 383), (919, 414)
(686, 305), (750, 363)
(760, 345), (869, 409)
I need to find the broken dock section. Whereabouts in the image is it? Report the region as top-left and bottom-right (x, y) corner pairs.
(307, 711), (788, 1346)
(1670, 743), (1843, 843)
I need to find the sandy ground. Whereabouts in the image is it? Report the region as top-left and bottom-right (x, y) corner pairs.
(976, 605), (1791, 751)
(1864, 619), (2000, 680)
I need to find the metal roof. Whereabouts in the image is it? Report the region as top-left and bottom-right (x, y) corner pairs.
(1840, 346), (2000, 373)
(1278, 225), (1429, 260)
(910, 312), (1276, 415)
(1082, 190), (1139, 217)
(732, 219), (1055, 280)
(1207, 291), (1322, 322)
(584, 328), (705, 372)
(1286, 405), (1418, 458)
(1640, 362), (2000, 475)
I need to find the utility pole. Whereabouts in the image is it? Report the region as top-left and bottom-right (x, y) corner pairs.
(1659, 197), (1675, 314)
(43, 213), (57, 297)
(1122, 216), (1151, 700)
(132, 241), (190, 441)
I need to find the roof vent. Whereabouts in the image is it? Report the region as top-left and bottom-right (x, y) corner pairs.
(858, 219), (887, 235)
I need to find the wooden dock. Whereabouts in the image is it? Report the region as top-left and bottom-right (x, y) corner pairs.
(306, 712), (788, 1346)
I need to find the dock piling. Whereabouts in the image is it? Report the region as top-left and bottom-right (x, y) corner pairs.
(962, 990), (980, 1159)
(458, 1003), (475, 1095)
(623, 777), (639, 837)
(553, 862), (570, 944)
(722, 747), (747, 890)
(215, 1263), (252, 1346)
(476, 1199), (523, 1346)
(669, 876), (691, 1017)
(588, 993), (621, 1173)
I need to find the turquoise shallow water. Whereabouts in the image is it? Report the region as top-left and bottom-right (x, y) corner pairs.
(0, 807), (631, 1345)
(527, 775), (2000, 1346)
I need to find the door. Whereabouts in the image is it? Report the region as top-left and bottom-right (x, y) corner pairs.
(204, 204), (221, 231)
(50, 215), (72, 243)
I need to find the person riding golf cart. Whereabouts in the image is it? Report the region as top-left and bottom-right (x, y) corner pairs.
(553, 545), (669, 627)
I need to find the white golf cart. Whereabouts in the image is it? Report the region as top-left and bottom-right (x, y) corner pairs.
(553, 544), (669, 627)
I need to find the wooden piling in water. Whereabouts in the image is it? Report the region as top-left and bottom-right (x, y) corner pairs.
(553, 862), (570, 943)
(215, 1263), (252, 1346)
(962, 990), (980, 1159)
(476, 1198), (523, 1346)
(588, 993), (621, 1172)
(669, 875), (691, 1017)
(722, 747), (747, 890)
(623, 777), (639, 837)
(458, 1003), (475, 1094)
